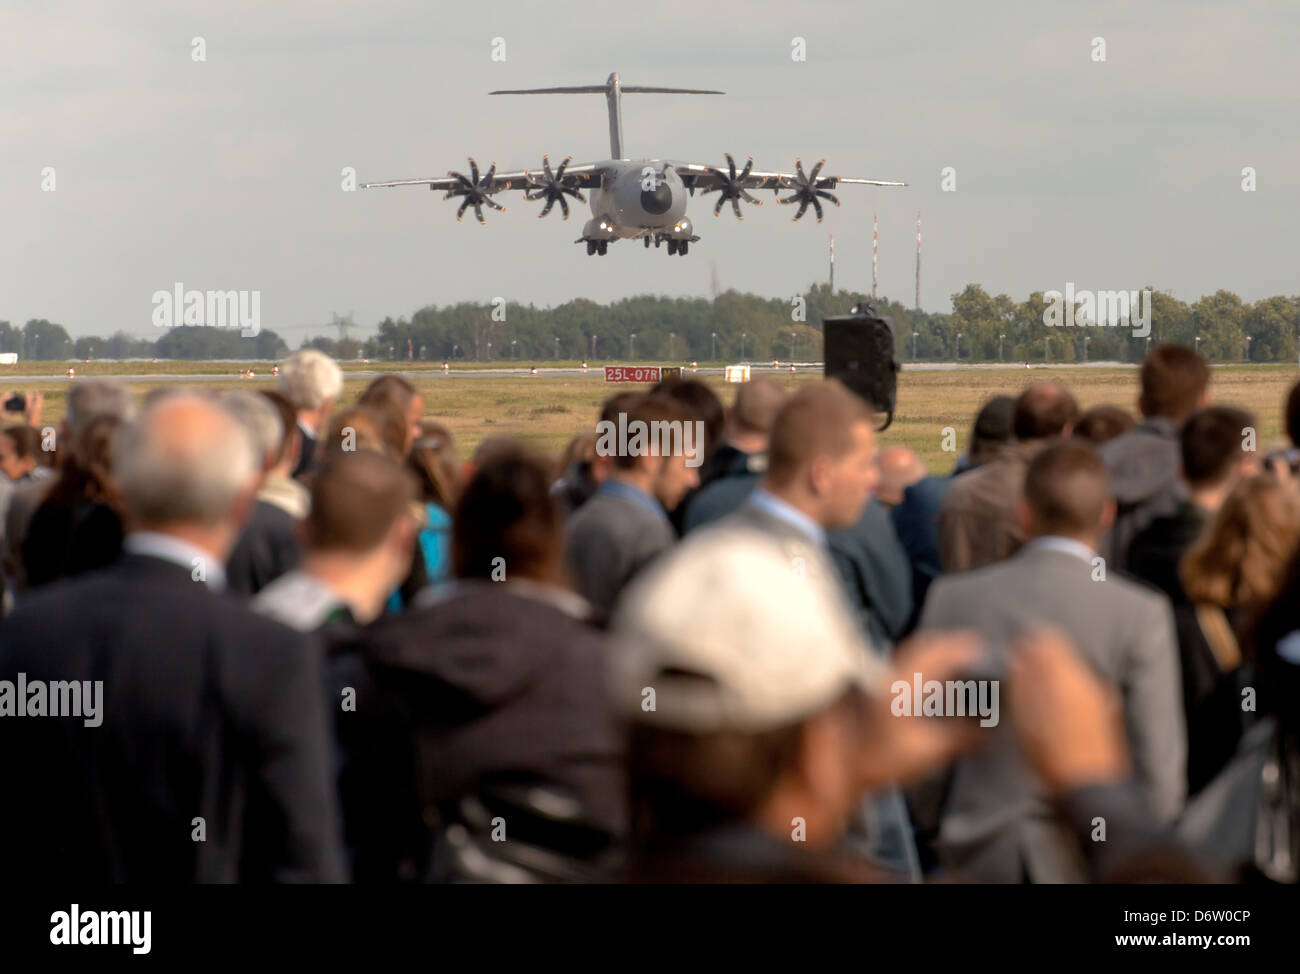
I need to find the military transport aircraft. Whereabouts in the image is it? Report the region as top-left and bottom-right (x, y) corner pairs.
(362, 72), (905, 256)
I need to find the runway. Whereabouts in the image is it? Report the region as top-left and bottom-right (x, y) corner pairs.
(6, 360), (1147, 383)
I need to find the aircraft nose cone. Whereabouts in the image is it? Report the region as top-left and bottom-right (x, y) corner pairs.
(641, 182), (672, 214)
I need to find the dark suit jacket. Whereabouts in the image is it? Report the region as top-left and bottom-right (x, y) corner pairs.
(0, 553), (345, 883)
(293, 429), (319, 479)
(226, 499), (302, 596)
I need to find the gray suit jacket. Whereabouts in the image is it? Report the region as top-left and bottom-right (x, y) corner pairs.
(919, 542), (1185, 882)
(563, 491), (675, 619)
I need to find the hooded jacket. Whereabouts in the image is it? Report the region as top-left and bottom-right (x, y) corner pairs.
(1098, 416), (1186, 568)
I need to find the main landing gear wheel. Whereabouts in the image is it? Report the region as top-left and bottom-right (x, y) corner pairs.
(644, 236), (651, 248)
(586, 240), (596, 255)
(678, 241), (689, 256)
(598, 240), (608, 255)
(667, 239), (678, 255)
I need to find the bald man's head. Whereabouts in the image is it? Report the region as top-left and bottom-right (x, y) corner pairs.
(1013, 383), (1080, 441)
(874, 446), (926, 506)
(114, 393), (259, 528)
(731, 378), (789, 436)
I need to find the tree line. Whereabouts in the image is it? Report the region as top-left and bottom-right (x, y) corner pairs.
(5, 284), (1299, 363)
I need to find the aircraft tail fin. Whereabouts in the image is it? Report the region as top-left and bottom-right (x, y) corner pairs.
(490, 73), (723, 160)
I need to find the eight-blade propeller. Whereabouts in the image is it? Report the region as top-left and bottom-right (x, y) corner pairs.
(523, 155), (587, 220)
(700, 153), (764, 219)
(442, 158), (506, 224)
(776, 158), (840, 222)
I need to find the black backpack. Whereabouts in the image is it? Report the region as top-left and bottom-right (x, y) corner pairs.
(823, 303), (901, 431)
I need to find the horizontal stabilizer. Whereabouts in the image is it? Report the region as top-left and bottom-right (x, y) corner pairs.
(489, 86), (609, 95)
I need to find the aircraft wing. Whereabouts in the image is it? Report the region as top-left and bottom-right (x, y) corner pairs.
(673, 160), (905, 193)
(362, 160), (606, 193)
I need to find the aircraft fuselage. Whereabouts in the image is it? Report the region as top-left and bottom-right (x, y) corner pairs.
(583, 160), (692, 241)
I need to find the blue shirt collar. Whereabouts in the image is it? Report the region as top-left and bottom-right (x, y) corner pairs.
(124, 531), (228, 591)
(597, 478), (668, 521)
(748, 487), (827, 547)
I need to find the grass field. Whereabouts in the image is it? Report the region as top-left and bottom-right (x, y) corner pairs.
(5, 363), (1296, 471)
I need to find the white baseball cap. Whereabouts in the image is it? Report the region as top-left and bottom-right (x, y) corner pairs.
(610, 527), (889, 732)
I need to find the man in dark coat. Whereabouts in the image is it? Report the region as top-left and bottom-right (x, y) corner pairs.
(0, 394), (345, 882)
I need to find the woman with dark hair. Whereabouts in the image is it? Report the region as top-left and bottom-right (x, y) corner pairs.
(406, 420), (460, 585)
(23, 414), (125, 587)
(346, 444), (625, 880)
(358, 375), (424, 456)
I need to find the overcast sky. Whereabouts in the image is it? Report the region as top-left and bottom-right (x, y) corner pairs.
(3, 0), (1298, 340)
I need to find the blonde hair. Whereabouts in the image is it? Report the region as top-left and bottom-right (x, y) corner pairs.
(1181, 475), (1300, 610)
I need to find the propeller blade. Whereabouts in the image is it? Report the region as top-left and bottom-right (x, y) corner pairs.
(483, 162), (497, 185)
(559, 195), (570, 220)
(730, 198), (743, 220)
(713, 196), (725, 217)
(793, 199), (810, 221)
(740, 190), (762, 205)
(809, 159), (826, 183)
(485, 196), (505, 212)
(473, 202), (485, 224)
(456, 198), (472, 221)
(812, 197), (824, 222)
(725, 153), (737, 180)
(555, 156), (572, 179)
(469, 158), (480, 184)
(795, 158), (806, 183)
(539, 197), (555, 218)
(817, 190), (840, 207)
(739, 156), (754, 180)
(569, 188), (586, 203)
(543, 155), (553, 180)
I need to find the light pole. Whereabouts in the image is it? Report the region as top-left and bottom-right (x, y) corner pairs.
(999, 334), (1006, 361)
(1245, 336), (1252, 362)
(511, 339), (516, 359)
(420, 344), (426, 360)
(1194, 335), (1200, 357)
(487, 341), (492, 360)
(741, 332), (746, 361)
(789, 332), (796, 361)
(630, 333), (636, 360)
(912, 331), (918, 359)
(554, 336), (559, 359)
(1083, 335), (1090, 362)
(711, 332), (716, 361)
(669, 332), (675, 360)
(1045, 335), (1050, 362)
(591, 334), (597, 358)
(956, 332), (962, 362)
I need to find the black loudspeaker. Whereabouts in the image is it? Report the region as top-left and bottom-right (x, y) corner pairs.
(823, 303), (900, 431)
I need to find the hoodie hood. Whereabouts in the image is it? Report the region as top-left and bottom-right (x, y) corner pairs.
(365, 580), (594, 708)
(1100, 416), (1184, 505)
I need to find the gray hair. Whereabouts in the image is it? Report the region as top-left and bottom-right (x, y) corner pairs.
(66, 380), (137, 436)
(114, 393), (257, 526)
(277, 349), (343, 411)
(219, 390), (283, 469)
